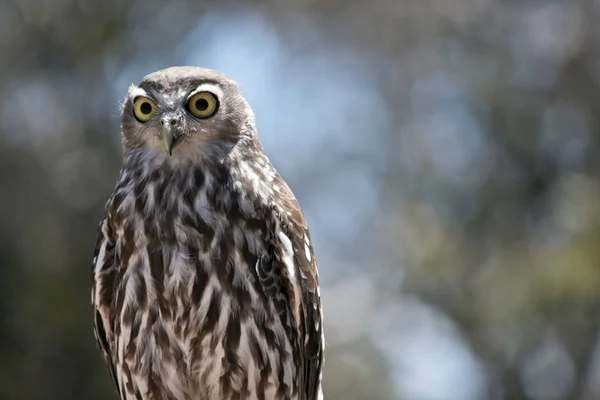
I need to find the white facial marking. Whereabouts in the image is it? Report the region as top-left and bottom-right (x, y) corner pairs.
(128, 85), (149, 99)
(187, 83), (224, 102)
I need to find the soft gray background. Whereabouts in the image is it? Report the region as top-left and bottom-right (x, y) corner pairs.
(1, 0), (600, 399)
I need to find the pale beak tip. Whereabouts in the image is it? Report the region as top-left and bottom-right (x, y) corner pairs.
(162, 126), (175, 156)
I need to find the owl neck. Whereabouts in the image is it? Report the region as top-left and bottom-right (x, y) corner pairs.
(115, 138), (280, 220)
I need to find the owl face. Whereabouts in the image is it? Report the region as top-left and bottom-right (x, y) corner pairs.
(121, 66), (255, 158)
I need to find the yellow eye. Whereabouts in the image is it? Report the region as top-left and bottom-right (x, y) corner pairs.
(133, 97), (157, 122)
(187, 91), (218, 118)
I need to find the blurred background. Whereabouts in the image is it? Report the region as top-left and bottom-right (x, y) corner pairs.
(1, 0), (600, 399)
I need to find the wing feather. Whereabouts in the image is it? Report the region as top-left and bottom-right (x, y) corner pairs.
(283, 216), (323, 400)
(268, 180), (325, 400)
(92, 217), (121, 398)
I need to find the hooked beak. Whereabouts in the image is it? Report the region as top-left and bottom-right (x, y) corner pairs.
(161, 114), (182, 156)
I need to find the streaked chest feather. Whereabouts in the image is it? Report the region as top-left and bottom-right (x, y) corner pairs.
(104, 164), (298, 400)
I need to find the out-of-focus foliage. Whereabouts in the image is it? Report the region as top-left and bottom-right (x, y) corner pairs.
(1, 0), (600, 399)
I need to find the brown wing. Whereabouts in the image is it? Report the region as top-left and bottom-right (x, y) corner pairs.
(283, 221), (323, 400)
(272, 181), (324, 400)
(91, 217), (121, 398)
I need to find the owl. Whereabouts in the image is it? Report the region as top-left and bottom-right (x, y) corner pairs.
(91, 66), (324, 400)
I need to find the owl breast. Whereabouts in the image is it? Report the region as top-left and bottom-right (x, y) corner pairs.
(108, 167), (298, 400)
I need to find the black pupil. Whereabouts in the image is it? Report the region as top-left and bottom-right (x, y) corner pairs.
(195, 98), (209, 111)
(140, 102), (152, 115)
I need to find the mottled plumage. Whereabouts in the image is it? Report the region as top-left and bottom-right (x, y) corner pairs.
(92, 67), (324, 400)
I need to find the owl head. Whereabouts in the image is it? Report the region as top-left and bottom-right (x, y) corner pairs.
(121, 66), (256, 160)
